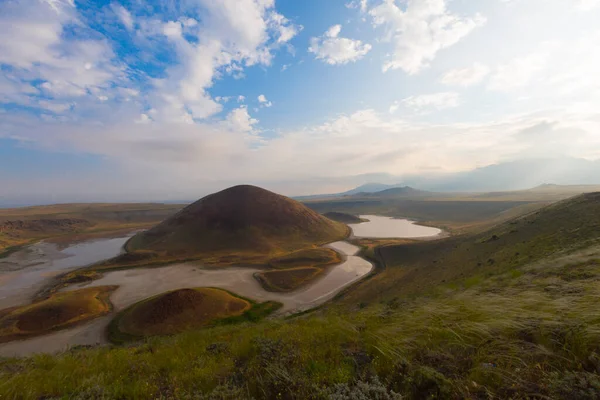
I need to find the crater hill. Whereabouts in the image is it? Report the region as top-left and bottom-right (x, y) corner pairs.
(126, 185), (348, 257)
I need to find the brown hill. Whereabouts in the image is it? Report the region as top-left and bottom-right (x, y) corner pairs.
(113, 288), (251, 337)
(127, 185), (348, 256)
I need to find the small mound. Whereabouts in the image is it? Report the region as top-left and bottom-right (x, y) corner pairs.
(269, 247), (341, 269)
(16, 304), (84, 332)
(114, 288), (251, 338)
(0, 287), (115, 343)
(127, 185), (348, 257)
(256, 267), (323, 292)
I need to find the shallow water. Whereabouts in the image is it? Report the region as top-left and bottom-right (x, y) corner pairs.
(349, 215), (442, 238)
(0, 236), (132, 309)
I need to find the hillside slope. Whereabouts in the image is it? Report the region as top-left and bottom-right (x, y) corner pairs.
(127, 185), (348, 256)
(348, 192), (600, 302)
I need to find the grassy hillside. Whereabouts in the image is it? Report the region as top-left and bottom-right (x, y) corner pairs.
(344, 192), (600, 303)
(128, 185), (348, 256)
(0, 203), (184, 257)
(2, 194), (600, 399)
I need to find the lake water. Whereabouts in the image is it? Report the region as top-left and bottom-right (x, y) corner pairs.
(0, 235), (132, 309)
(349, 215), (442, 238)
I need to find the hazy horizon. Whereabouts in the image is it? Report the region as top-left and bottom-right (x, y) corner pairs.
(1, 0), (599, 205)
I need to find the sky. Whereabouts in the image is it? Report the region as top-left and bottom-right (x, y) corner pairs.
(1, 0), (600, 204)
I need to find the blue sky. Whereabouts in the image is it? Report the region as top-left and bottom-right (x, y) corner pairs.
(1, 0), (600, 203)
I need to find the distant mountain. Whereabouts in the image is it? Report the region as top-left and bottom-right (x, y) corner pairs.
(402, 157), (600, 192)
(338, 183), (405, 196)
(295, 182), (410, 200)
(361, 186), (432, 198)
(296, 158), (600, 200)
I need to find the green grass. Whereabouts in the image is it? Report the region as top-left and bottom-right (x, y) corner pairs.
(2, 250), (600, 398)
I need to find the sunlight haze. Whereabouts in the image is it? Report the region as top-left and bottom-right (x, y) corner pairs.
(1, 0), (599, 204)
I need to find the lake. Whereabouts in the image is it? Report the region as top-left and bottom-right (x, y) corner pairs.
(349, 215), (442, 238)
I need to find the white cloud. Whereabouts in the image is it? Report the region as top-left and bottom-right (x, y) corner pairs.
(134, 113), (151, 124)
(488, 44), (554, 91)
(237, 95), (246, 102)
(269, 12), (302, 44)
(180, 17), (198, 28)
(144, 0), (300, 122)
(401, 92), (461, 112)
(5, 105), (598, 200)
(257, 94), (272, 107)
(0, 0), (297, 124)
(346, 0), (368, 13)
(162, 21), (183, 38)
(441, 63), (490, 86)
(0, 0), (124, 110)
(577, 0), (600, 10)
(309, 24), (372, 65)
(223, 106), (258, 132)
(111, 3), (134, 31)
(369, 0), (486, 74)
(37, 100), (73, 113)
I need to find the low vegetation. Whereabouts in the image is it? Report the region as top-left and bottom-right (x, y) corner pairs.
(0, 286), (116, 343)
(256, 267), (323, 292)
(108, 288), (282, 344)
(268, 248), (341, 269)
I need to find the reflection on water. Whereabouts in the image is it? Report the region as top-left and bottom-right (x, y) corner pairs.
(350, 215), (442, 238)
(0, 236), (132, 309)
